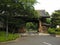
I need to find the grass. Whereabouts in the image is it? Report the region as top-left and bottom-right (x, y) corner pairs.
(0, 31), (19, 42)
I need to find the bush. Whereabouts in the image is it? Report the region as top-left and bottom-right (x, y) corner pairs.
(48, 28), (60, 35)
(55, 28), (60, 35)
(55, 28), (60, 32)
(48, 28), (55, 34)
(55, 32), (60, 35)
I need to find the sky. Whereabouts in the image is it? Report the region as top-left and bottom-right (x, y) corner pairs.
(34, 0), (60, 15)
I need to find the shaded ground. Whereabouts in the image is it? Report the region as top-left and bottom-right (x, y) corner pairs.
(0, 35), (60, 45)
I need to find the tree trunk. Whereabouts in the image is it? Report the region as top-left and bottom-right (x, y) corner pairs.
(6, 18), (8, 40)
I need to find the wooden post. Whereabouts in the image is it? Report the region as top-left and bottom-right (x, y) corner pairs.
(38, 20), (43, 33)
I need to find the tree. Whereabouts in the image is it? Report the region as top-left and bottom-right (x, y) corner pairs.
(46, 18), (51, 24)
(51, 10), (60, 28)
(0, 0), (37, 35)
(46, 12), (51, 24)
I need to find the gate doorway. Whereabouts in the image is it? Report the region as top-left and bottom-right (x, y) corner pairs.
(25, 22), (38, 34)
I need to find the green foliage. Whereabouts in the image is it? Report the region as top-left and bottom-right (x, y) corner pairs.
(26, 22), (38, 31)
(51, 10), (60, 27)
(0, 0), (37, 16)
(55, 28), (60, 35)
(55, 28), (60, 32)
(48, 28), (55, 34)
(48, 28), (60, 35)
(55, 32), (60, 35)
(26, 22), (31, 29)
(45, 12), (51, 24)
(26, 22), (34, 29)
(0, 0), (38, 33)
(46, 18), (51, 24)
(46, 12), (49, 16)
(0, 31), (19, 42)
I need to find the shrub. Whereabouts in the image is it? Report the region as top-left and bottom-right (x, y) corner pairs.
(55, 28), (60, 32)
(55, 32), (60, 35)
(55, 28), (60, 35)
(48, 28), (55, 34)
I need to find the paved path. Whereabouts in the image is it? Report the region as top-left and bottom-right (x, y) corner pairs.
(0, 35), (60, 45)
